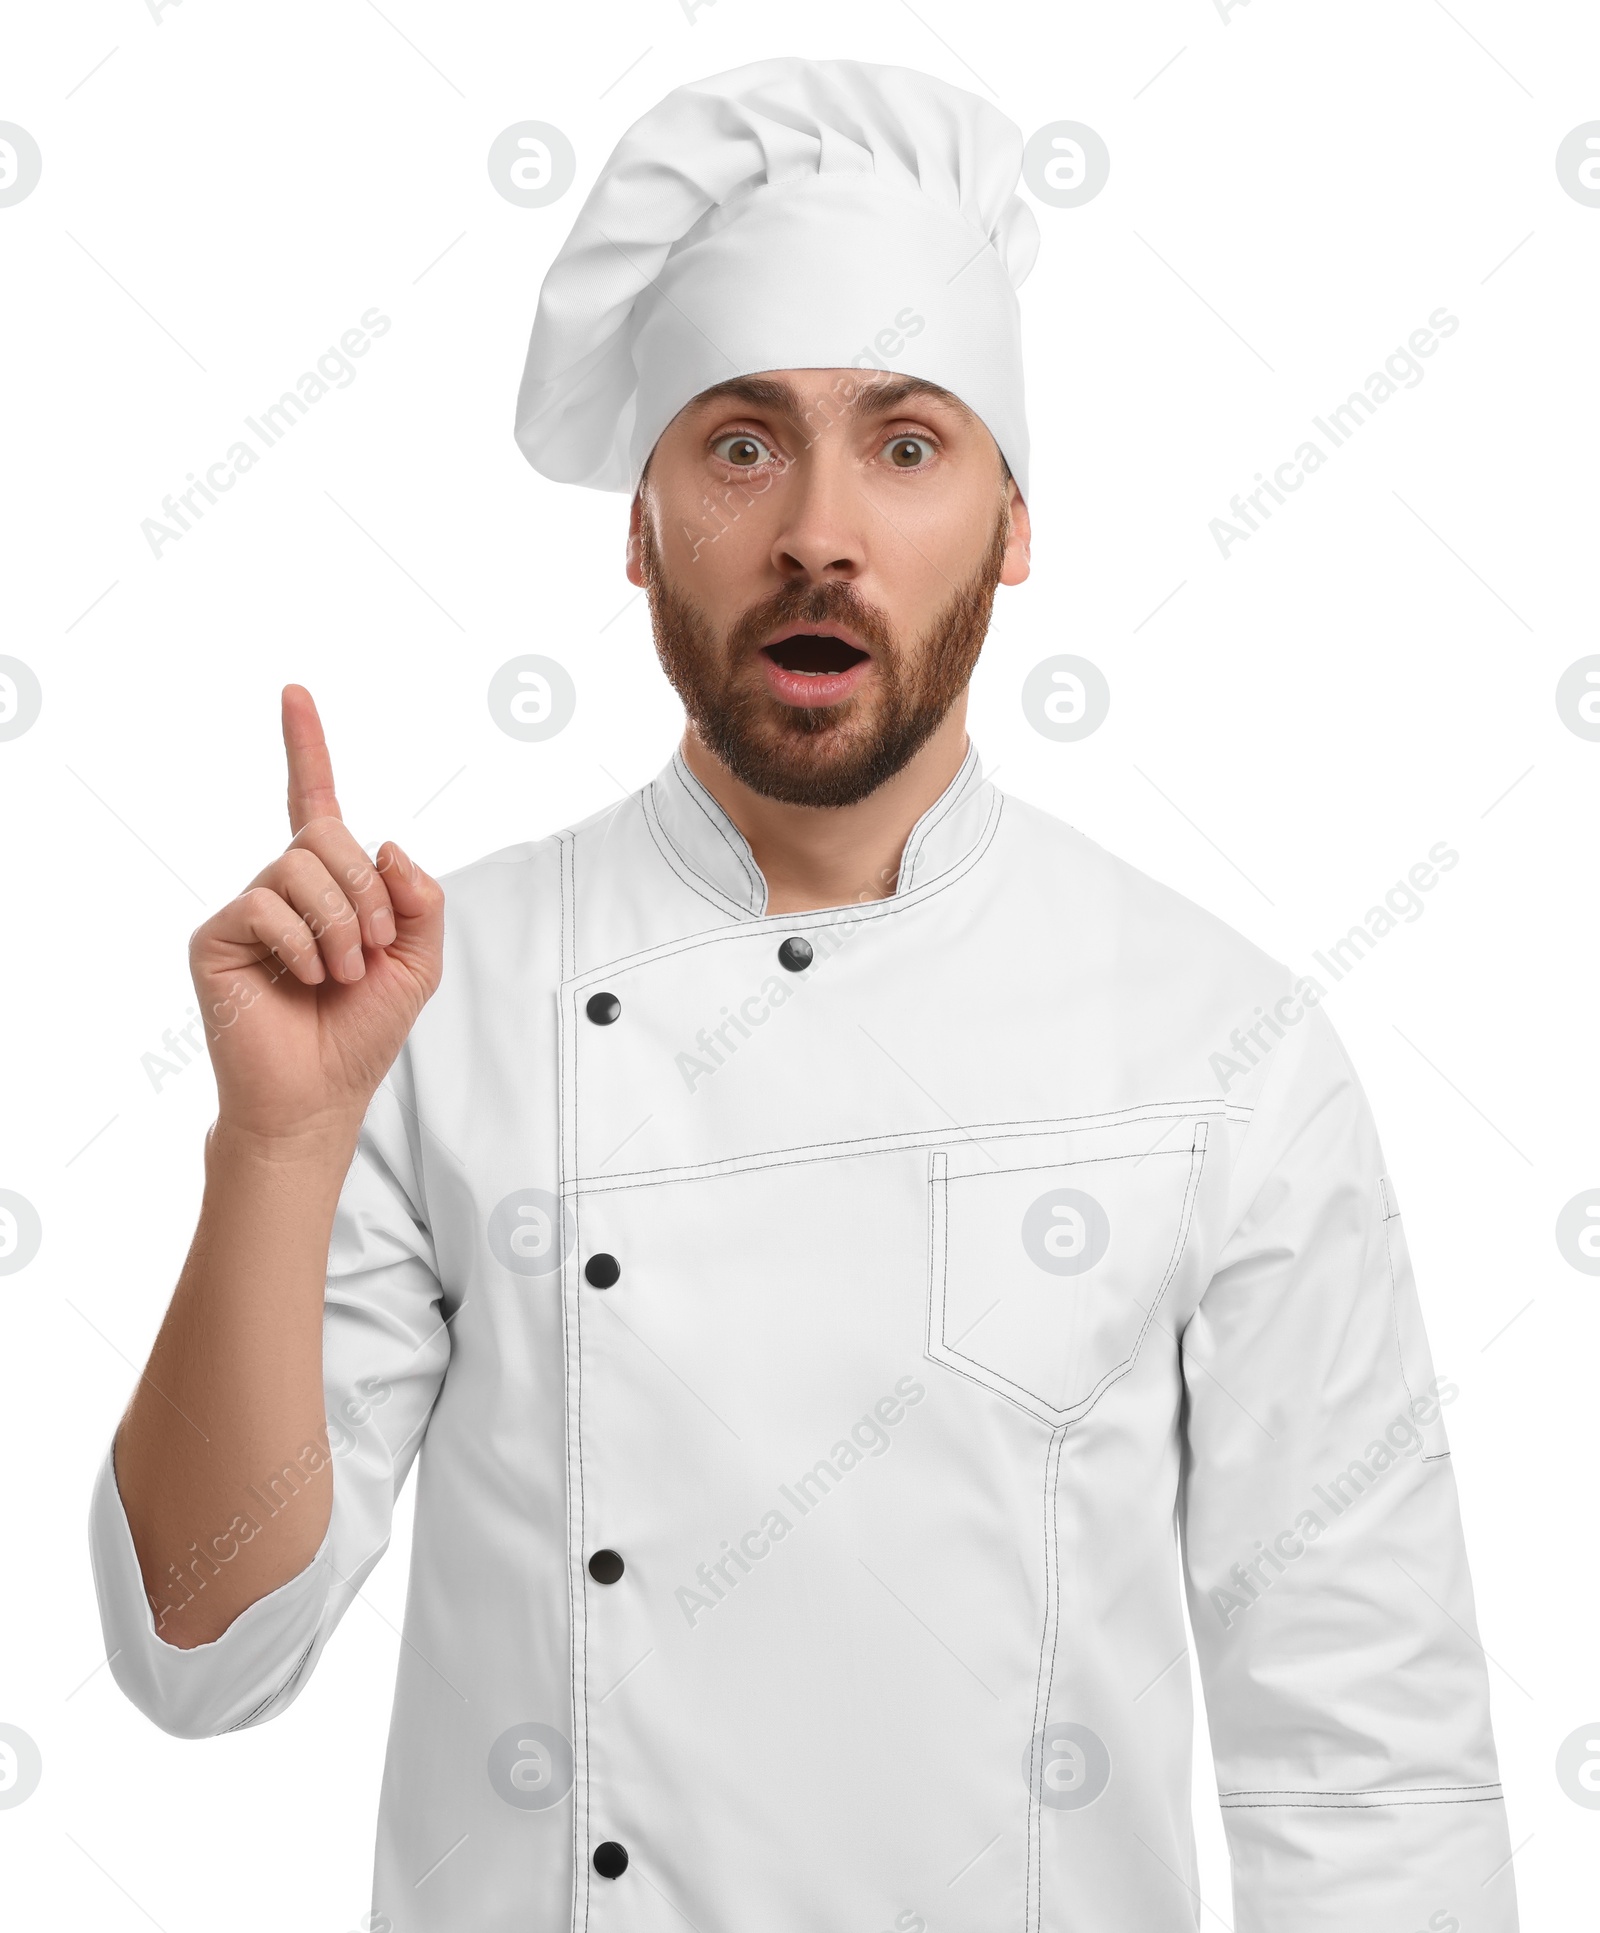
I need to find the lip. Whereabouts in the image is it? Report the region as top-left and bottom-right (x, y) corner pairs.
(762, 619), (874, 657)
(757, 622), (874, 709)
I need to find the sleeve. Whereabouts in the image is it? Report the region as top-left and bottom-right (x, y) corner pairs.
(87, 1053), (452, 1739)
(1178, 999), (1518, 1933)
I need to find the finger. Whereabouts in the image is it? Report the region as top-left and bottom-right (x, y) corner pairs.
(282, 684), (343, 835)
(374, 841), (442, 933)
(206, 886), (327, 986)
(257, 848), (366, 982)
(289, 820), (397, 951)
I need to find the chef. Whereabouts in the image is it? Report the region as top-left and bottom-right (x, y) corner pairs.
(90, 56), (1518, 1933)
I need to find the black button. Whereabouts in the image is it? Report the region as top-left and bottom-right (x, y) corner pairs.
(593, 1840), (629, 1878)
(584, 1252), (621, 1288)
(588, 1548), (625, 1584)
(586, 991), (621, 1025)
(777, 936), (813, 972)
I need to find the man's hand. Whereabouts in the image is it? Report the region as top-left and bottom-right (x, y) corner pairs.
(189, 684), (445, 1145)
(113, 685), (446, 1648)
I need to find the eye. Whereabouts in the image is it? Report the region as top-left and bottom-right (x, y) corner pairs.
(882, 434), (936, 470)
(710, 430), (776, 468)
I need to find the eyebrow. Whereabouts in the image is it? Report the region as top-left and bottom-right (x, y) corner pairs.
(688, 371), (975, 427)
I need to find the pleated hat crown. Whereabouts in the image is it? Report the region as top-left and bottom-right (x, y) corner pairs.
(513, 56), (1039, 499)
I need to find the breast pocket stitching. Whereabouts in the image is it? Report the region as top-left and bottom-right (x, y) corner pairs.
(926, 1119), (1209, 1428)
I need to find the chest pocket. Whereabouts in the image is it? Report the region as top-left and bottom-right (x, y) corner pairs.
(926, 1115), (1209, 1427)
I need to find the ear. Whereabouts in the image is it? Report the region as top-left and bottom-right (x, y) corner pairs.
(999, 481), (1031, 588)
(624, 488), (646, 588)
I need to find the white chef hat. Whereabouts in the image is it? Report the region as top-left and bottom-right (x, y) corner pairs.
(513, 56), (1040, 501)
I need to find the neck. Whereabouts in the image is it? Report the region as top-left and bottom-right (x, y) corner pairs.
(678, 703), (971, 915)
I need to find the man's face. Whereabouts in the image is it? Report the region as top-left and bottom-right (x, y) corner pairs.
(626, 369), (1031, 808)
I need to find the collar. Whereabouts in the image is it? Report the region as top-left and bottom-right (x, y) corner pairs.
(643, 737), (998, 920)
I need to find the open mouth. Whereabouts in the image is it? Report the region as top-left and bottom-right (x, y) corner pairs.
(761, 634), (870, 675)
(757, 631), (874, 709)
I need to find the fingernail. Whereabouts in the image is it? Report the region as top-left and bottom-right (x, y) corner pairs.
(343, 946), (365, 979)
(307, 953), (326, 983)
(372, 906), (396, 944)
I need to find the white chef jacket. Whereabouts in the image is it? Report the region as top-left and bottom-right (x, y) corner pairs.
(89, 741), (1517, 1933)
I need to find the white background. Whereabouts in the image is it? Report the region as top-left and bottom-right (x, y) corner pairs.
(2, 2), (1594, 1927)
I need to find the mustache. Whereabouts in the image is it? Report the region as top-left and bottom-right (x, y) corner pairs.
(726, 580), (897, 660)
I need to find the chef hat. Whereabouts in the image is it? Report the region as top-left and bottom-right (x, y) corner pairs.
(514, 56), (1040, 501)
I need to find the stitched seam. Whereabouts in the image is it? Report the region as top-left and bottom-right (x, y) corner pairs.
(925, 1153), (1055, 1424)
(575, 788), (1005, 986)
(569, 1099), (1251, 1194)
(672, 749), (766, 912)
(899, 740), (979, 891)
(222, 1633), (318, 1731)
(945, 1148), (1192, 1187)
(1221, 1782), (1502, 1798)
(927, 1122), (1209, 1426)
(939, 1150), (1193, 1409)
(1220, 1791), (1503, 1810)
(1025, 1428), (1068, 1933)
(641, 786), (756, 922)
(557, 834), (588, 1933)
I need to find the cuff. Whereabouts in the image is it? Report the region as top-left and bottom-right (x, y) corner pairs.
(87, 1438), (333, 1739)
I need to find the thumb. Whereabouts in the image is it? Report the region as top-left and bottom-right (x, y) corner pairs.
(376, 841), (443, 933)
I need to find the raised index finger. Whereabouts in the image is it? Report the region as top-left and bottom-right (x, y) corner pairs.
(282, 683), (343, 833)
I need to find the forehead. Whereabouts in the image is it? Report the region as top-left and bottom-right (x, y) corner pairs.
(677, 370), (978, 427)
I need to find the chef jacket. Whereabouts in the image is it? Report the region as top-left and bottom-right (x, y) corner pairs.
(89, 739), (1517, 1933)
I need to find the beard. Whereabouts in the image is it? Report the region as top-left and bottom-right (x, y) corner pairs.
(637, 500), (1011, 809)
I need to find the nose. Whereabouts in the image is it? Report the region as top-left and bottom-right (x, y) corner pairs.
(768, 448), (868, 585)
